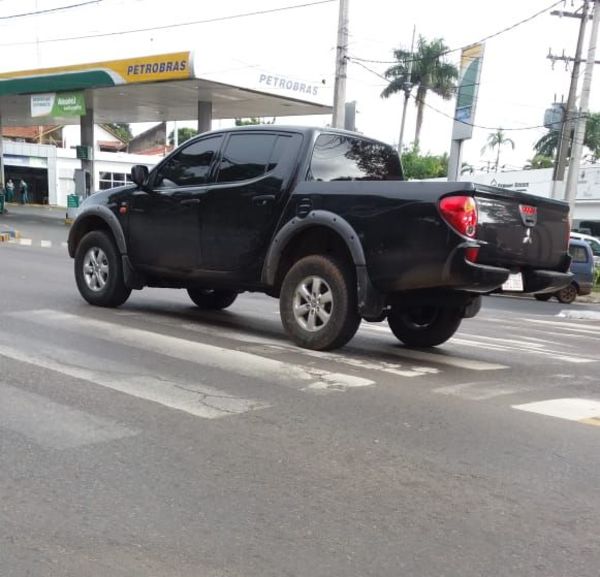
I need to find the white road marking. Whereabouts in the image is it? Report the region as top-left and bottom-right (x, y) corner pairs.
(489, 316), (600, 335)
(434, 382), (521, 401)
(12, 309), (375, 393)
(513, 398), (600, 426)
(40, 240), (52, 248)
(129, 313), (439, 378)
(386, 347), (508, 371)
(457, 333), (597, 364)
(19, 238), (32, 246)
(0, 343), (266, 419)
(0, 383), (138, 449)
(557, 310), (600, 322)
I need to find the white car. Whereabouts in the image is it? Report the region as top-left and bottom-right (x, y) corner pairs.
(570, 231), (600, 266)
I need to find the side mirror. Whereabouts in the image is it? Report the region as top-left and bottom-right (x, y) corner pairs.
(131, 165), (149, 188)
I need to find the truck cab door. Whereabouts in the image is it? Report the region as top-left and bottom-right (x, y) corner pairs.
(127, 135), (223, 274)
(198, 132), (302, 278)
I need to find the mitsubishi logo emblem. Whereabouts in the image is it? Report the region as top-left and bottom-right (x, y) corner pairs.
(523, 228), (533, 244)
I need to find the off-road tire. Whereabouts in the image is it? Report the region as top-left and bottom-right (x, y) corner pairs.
(279, 255), (360, 351)
(388, 305), (462, 348)
(187, 289), (238, 310)
(74, 230), (131, 307)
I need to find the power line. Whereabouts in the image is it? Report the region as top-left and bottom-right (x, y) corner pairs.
(0, 0), (101, 20)
(0, 0), (335, 46)
(352, 58), (587, 132)
(350, 0), (565, 65)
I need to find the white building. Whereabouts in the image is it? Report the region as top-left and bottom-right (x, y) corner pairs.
(3, 136), (160, 207)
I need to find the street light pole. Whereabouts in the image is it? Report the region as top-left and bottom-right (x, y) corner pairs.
(565, 0), (600, 222)
(332, 0), (349, 129)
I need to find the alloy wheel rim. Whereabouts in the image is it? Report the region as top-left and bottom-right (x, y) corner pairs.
(83, 247), (109, 292)
(293, 275), (333, 332)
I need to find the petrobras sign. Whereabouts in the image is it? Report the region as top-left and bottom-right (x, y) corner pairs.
(258, 73), (321, 97)
(31, 91), (86, 118)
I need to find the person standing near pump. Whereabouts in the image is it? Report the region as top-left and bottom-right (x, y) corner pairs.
(19, 178), (28, 204)
(5, 178), (14, 203)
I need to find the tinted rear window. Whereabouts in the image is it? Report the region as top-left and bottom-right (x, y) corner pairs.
(309, 134), (403, 182)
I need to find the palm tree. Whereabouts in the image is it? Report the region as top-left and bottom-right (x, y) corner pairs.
(482, 129), (515, 172)
(533, 112), (600, 162)
(533, 130), (560, 158)
(381, 36), (458, 149)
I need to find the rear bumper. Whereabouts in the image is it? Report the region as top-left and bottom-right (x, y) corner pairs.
(525, 269), (574, 294)
(443, 245), (510, 293)
(444, 244), (573, 294)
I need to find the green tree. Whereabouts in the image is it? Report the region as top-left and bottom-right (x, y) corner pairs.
(381, 36), (458, 148)
(534, 111), (600, 161)
(533, 130), (559, 158)
(234, 117), (276, 126)
(106, 123), (132, 143)
(401, 146), (449, 180)
(168, 127), (198, 146)
(482, 129), (515, 172)
(524, 154), (554, 169)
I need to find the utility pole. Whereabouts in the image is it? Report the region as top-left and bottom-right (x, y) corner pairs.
(549, 0), (590, 200)
(332, 0), (349, 129)
(565, 0), (600, 221)
(397, 26), (416, 154)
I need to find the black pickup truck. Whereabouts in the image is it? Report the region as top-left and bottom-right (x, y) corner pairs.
(68, 126), (571, 350)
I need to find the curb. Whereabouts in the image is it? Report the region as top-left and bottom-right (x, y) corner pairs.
(577, 293), (600, 304)
(0, 228), (21, 242)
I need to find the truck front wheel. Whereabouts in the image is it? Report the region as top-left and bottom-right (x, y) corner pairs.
(279, 255), (360, 350)
(387, 306), (462, 348)
(74, 230), (131, 308)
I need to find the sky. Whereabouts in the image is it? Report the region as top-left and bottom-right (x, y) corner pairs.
(0, 0), (596, 171)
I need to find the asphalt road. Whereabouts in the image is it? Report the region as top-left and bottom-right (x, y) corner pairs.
(1, 207), (600, 577)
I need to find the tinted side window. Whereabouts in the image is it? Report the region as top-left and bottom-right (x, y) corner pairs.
(155, 136), (222, 188)
(217, 134), (278, 183)
(570, 244), (589, 263)
(309, 134), (403, 182)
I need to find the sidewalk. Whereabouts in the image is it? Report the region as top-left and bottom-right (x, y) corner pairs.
(1, 202), (67, 242)
(2, 202), (66, 220)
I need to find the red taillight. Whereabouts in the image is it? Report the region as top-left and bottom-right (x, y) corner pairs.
(439, 195), (478, 238)
(465, 247), (479, 262)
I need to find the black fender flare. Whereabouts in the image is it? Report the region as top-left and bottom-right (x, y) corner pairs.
(262, 210), (384, 319)
(68, 205), (127, 258)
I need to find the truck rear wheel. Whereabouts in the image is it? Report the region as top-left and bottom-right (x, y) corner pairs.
(534, 293), (553, 302)
(187, 289), (238, 310)
(279, 255), (360, 350)
(388, 306), (462, 348)
(74, 230), (131, 308)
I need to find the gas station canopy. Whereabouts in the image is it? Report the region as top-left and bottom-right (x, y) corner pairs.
(0, 51), (332, 126)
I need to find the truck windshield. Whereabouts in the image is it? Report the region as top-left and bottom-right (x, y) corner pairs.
(309, 134), (403, 182)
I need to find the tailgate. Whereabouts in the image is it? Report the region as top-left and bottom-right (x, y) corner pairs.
(474, 186), (570, 270)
